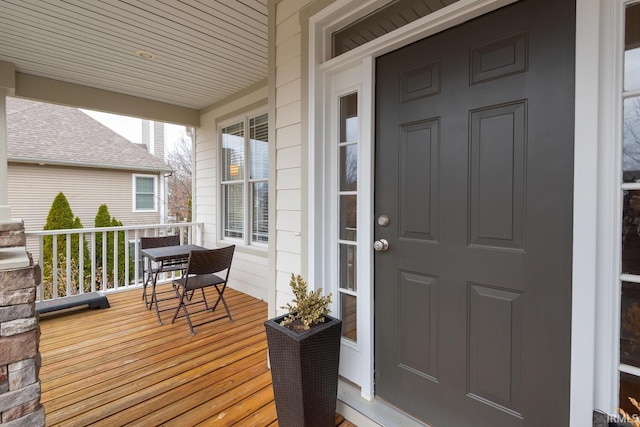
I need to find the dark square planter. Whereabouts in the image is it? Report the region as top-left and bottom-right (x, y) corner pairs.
(264, 313), (342, 427)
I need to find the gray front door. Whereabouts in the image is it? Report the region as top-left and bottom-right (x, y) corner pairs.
(374, 0), (575, 425)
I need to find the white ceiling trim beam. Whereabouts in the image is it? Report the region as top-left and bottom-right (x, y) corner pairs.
(15, 73), (200, 127)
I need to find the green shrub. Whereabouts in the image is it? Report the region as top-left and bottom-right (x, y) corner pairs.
(42, 192), (90, 298)
(94, 204), (131, 288)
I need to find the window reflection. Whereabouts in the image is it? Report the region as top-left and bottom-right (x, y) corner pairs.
(621, 282), (640, 367)
(623, 97), (640, 177)
(623, 192), (640, 275)
(339, 244), (357, 291)
(252, 182), (268, 243)
(340, 94), (358, 143)
(341, 293), (357, 341)
(626, 3), (640, 91)
(340, 145), (358, 191)
(222, 123), (245, 181)
(621, 372), (640, 418)
(250, 113), (269, 180)
(224, 184), (244, 239)
(340, 195), (357, 241)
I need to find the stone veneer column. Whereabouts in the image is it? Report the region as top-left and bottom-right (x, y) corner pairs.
(0, 221), (44, 426)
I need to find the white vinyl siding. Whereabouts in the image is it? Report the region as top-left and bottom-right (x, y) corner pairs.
(272, 0), (308, 317)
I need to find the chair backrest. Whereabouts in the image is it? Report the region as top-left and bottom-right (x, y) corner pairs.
(140, 235), (180, 250)
(186, 245), (235, 277)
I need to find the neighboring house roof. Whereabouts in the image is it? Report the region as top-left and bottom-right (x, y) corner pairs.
(6, 97), (172, 173)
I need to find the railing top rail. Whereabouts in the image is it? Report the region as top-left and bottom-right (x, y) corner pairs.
(25, 222), (203, 236)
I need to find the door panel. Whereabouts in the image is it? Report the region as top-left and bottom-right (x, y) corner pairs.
(399, 119), (439, 241)
(374, 0), (575, 425)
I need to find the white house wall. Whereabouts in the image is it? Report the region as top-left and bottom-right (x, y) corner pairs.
(195, 84), (270, 302)
(269, 0), (315, 317)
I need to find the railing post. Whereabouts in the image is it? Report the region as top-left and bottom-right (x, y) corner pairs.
(124, 229), (130, 287)
(90, 232), (96, 293)
(78, 232), (84, 295)
(52, 235), (57, 300)
(101, 231), (107, 291)
(65, 233), (71, 297)
(37, 236), (43, 302)
(133, 229), (140, 287)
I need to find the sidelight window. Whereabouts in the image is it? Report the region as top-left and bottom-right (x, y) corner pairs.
(620, 2), (640, 415)
(338, 93), (358, 342)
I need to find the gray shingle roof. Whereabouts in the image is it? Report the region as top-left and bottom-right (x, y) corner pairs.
(6, 97), (172, 173)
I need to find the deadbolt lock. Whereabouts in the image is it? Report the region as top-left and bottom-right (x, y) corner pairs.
(377, 215), (390, 227)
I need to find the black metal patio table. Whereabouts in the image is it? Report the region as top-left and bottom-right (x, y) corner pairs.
(140, 244), (206, 324)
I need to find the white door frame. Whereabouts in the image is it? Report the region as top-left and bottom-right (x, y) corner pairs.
(307, 1), (602, 425)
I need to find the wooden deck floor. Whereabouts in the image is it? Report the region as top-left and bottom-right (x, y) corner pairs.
(38, 286), (355, 427)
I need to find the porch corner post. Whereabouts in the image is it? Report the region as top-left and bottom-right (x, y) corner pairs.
(0, 60), (16, 222)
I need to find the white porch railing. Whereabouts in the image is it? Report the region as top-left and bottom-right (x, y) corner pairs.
(25, 222), (203, 303)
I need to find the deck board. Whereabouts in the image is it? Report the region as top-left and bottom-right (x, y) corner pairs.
(39, 286), (354, 426)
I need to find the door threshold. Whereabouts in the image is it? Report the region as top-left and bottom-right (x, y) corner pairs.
(337, 380), (432, 427)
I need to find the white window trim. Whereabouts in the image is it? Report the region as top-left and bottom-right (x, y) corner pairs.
(591, 0), (640, 419)
(218, 107), (269, 249)
(323, 66), (373, 392)
(309, 1), (603, 425)
(132, 174), (158, 212)
(591, 0), (626, 418)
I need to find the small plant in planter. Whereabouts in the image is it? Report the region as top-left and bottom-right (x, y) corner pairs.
(279, 273), (332, 333)
(265, 274), (342, 427)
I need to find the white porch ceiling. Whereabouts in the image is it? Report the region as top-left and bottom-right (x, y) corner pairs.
(0, 0), (268, 111)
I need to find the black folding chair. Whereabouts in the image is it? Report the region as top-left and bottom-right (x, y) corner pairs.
(140, 235), (188, 319)
(171, 245), (235, 335)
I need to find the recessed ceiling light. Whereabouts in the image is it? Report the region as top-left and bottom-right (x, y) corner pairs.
(135, 50), (157, 60)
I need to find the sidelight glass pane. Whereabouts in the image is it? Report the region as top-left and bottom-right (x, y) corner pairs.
(340, 144), (358, 191)
(339, 244), (357, 291)
(626, 3), (640, 91)
(339, 195), (357, 241)
(624, 97), (640, 179)
(223, 184), (244, 239)
(340, 292), (357, 342)
(620, 372), (640, 419)
(621, 281), (640, 367)
(623, 191), (640, 275)
(250, 113), (269, 180)
(340, 93), (358, 143)
(222, 122), (244, 181)
(251, 182), (269, 243)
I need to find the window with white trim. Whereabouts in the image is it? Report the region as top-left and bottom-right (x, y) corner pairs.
(620, 2), (640, 415)
(133, 174), (157, 211)
(220, 112), (269, 245)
